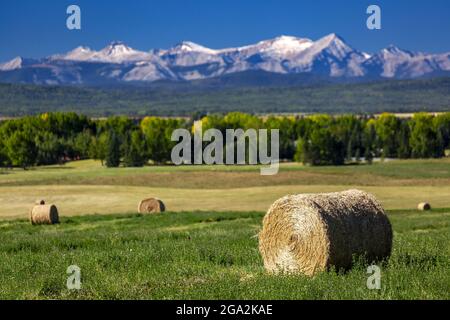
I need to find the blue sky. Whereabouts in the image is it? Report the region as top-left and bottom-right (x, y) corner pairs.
(0, 0), (449, 61)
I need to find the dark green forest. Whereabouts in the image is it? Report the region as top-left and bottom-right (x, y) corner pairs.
(0, 77), (449, 116)
(0, 112), (449, 168)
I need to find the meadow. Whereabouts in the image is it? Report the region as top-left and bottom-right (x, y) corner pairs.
(1, 159), (450, 219)
(0, 209), (449, 299)
(0, 159), (449, 299)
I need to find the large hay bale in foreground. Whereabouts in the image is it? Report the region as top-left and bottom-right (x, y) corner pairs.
(30, 204), (59, 225)
(259, 189), (392, 276)
(417, 202), (431, 211)
(138, 198), (165, 213)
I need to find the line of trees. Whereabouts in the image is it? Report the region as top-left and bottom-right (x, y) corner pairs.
(0, 112), (449, 168)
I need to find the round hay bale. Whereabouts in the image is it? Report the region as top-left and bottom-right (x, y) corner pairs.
(259, 189), (392, 276)
(30, 204), (59, 225)
(417, 202), (431, 211)
(35, 199), (45, 205)
(138, 198), (165, 214)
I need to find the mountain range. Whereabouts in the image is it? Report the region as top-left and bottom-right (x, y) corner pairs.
(1, 34), (449, 85)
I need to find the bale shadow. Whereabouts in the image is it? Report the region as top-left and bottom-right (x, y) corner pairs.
(327, 254), (391, 275)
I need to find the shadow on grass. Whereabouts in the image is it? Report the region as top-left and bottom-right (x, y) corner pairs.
(0, 166), (74, 176)
(34, 166), (75, 170)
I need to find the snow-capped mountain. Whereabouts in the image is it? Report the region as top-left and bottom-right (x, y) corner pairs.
(51, 41), (154, 63)
(160, 41), (226, 80)
(362, 45), (449, 78)
(165, 41), (219, 55)
(1, 34), (449, 85)
(282, 34), (368, 77)
(0, 56), (25, 71)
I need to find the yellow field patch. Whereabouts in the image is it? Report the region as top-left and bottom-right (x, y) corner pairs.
(1, 184), (449, 220)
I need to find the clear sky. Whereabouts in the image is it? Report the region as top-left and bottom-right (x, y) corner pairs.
(0, 0), (449, 61)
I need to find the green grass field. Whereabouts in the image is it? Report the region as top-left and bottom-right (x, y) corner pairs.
(0, 210), (449, 299)
(0, 159), (449, 299)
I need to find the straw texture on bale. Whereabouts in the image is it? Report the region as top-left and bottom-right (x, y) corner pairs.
(417, 202), (431, 211)
(259, 189), (393, 276)
(30, 204), (59, 225)
(138, 198), (165, 213)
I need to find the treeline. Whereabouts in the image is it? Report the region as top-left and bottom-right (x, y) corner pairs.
(0, 77), (450, 116)
(0, 113), (186, 168)
(0, 112), (449, 168)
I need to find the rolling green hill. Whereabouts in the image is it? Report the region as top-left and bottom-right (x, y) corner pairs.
(0, 76), (449, 116)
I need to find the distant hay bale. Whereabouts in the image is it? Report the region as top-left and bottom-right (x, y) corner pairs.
(138, 198), (165, 214)
(259, 189), (393, 276)
(417, 202), (431, 211)
(30, 204), (59, 225)
(35, 199), (45, 205)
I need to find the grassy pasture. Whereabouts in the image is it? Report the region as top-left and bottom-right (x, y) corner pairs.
(2, 158), (450, 188)
(0, 159), (450, 218)
(0, 209), (449, 299)
(0, 159), (449, 299)
(1, 158), (450, 219)
(1, 184), (450, 220)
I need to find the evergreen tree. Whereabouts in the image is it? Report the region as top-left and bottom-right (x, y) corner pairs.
(105, 130), (121, 168)
(34, 132), (62, 165)
(363, 123), (376, 164)
(435, 127), (446, 158)
(346, 139), (354, 162)
(364, 148), (373, 164)
(123, 131), (146, 167)
(397, 121), (411, 159)
(0, 139), (8, 167)
(355, 148), (361, 163)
